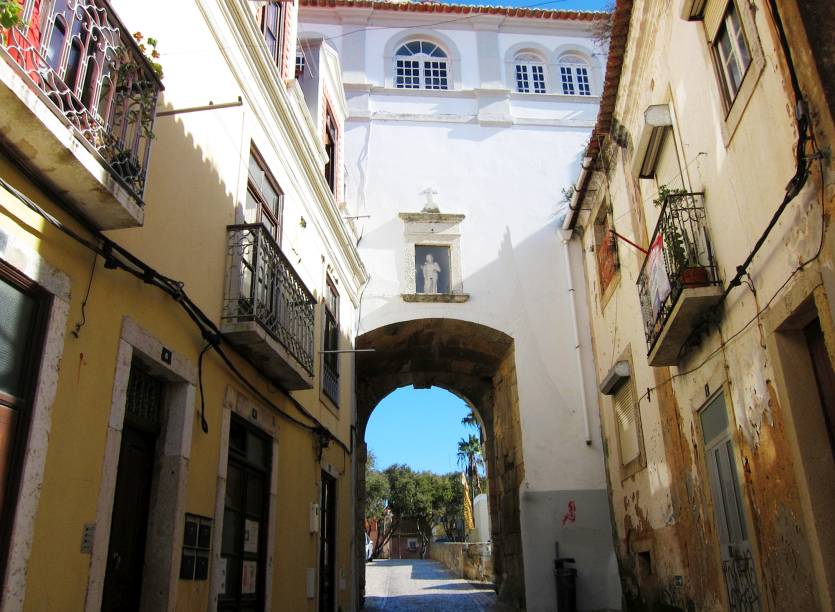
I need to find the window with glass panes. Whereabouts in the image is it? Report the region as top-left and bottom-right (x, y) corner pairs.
(712, 1), (752, 106)
(0, 263), (47, 584)
(394, 41), (449, 90)
(245, 148), (283, 245)
(559, 57), (592, 96)
(324, 109), (337, 194)
(515, 53), (547, 93)
(322, 276), (339, 405)
(260, 2), (285, 68)
(220, 416), (271, 612)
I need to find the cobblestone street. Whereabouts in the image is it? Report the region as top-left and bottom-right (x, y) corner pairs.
(363, 560), (498, 611)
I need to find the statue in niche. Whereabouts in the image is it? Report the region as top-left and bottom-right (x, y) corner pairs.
(421, 254), (441, 294)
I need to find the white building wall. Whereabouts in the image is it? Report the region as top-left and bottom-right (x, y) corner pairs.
(301, 9), (620, 611)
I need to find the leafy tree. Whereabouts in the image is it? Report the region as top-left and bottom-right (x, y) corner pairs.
(434, 473), (466, 542)
(457, 434), (485, 497)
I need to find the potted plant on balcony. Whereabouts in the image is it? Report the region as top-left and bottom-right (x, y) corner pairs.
(655, 186), (710, 288)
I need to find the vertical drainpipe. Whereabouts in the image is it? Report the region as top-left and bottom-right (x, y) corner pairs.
(561, 233), (593, 446)
(561, 156), (594, 445)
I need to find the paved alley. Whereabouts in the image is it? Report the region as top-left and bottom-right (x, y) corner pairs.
(364, 560), (498, 611)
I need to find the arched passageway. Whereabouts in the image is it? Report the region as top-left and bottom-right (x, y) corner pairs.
(355, 318), (527, 608)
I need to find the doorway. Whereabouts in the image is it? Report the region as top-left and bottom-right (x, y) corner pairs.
(219, 415), (271, 612)
(700, 391), (760, 611)
(101, 362), (164, 612)
(319, 472), (336, 612)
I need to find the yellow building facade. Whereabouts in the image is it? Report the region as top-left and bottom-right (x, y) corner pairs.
(565, 0), (835, 610)
(0, 1), (367, 611)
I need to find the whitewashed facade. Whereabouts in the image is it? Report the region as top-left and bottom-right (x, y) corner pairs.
(300, 3), (621, 610)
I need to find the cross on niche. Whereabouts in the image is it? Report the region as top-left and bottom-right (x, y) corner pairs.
(420, 188), (440, 213)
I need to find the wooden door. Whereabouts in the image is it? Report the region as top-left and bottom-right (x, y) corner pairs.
(101, 363), (164, 612)
(701, 393), (760, 611)
(319, 472), (336, 612)
(101, 424), (157, 611)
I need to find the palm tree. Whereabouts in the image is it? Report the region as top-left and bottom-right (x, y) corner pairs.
(457, 434), (484, 497)
(461, 409), (479, 429)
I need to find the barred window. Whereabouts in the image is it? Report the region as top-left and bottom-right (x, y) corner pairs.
(394, 41), (448, 90)
(559, 56), (592, 96)
(514, 53), (546, 94)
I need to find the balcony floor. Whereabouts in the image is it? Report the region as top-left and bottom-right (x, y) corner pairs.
(648, 285), (724, 367)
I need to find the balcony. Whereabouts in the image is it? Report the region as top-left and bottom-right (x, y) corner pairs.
(0, 0), (162, 229)
(222, 224), (316, 390)
(637, 192), (722, 366)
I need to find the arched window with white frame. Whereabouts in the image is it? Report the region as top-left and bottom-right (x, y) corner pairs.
(514, 52), (547, 94)
(394, 40), (449, 90)
(558, 55), (592, 96)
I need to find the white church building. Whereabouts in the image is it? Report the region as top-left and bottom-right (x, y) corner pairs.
(298, 1), (620, 609)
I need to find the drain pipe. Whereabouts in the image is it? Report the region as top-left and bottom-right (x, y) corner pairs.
(560, 230), (592, 446)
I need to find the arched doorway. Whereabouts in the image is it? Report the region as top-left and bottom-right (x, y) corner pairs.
(355, 318), (526, 608)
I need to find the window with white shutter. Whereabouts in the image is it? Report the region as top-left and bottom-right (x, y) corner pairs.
(614, 381), (640, 466)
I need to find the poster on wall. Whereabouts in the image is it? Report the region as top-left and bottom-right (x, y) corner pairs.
(242, 560), (258, 595)
(218, 558), (227, 595)
(244, 519), (259, 554)
(648, 234), (671, 319)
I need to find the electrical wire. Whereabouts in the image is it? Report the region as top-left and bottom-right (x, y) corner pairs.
(71, 252), (97, 338)
(0, 175), (352, 456)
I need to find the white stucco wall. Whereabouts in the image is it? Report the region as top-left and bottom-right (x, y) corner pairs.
(301, 8), (620, 610)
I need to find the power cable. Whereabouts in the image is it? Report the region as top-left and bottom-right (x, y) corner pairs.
(0, 175), (351, 455)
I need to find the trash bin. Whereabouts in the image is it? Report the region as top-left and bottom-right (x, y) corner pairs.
(554, 556), (577, 612)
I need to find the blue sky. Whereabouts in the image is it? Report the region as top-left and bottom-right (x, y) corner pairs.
(442, 0), (610, 10)
(366, 386), (476, 474)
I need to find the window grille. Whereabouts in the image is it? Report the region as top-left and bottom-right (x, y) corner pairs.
(394, 41), (448, 90)
(514, 53), (546, 94)
(125, 362), (164, 431)
(1, 0), (162, 199)
(559, 56), (592, 96)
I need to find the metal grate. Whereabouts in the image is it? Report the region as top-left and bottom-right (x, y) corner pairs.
(1, 0), (163, 199)
(223, 224), (316, 373)
(637, 192), (720, 355)
(125, 362), (164, 431)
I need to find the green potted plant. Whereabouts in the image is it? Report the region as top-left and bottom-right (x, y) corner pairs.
(654, 186), (710, 287)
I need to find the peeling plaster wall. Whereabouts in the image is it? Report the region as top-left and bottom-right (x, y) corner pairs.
(572, 0), (835, 610)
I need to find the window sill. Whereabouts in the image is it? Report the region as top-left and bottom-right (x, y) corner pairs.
(401, 293), (470, 303)
(509, 91), (600, 103)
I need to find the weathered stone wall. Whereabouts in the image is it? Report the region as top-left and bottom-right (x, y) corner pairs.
(487, 348), (526, 607)
(431, 542), (494, 583)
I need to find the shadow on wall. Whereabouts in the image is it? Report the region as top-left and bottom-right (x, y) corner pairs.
(106, 94), (242, 324)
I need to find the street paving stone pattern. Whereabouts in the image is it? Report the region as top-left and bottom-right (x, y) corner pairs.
(364, 559), (499, 611)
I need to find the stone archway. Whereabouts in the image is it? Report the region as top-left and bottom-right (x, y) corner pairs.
(355, 318), (527, 608)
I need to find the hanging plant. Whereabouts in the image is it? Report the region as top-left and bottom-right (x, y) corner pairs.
(133, 31), (164, 80)
(0, 0), (22, 45)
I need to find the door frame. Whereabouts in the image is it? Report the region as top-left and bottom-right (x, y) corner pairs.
(209, 386), (279, 612)
(696, 386), (763, 610)
(765, 276), (835, 610)
(0, 237), (71, 612)
(85, 317), (196, 612)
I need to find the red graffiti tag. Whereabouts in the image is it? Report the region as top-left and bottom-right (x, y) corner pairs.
(562, 500), (576, 526)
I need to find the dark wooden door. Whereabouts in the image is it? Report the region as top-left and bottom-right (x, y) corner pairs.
(319, 472), (336, 612)
(101, 424), (157, 612)
(219, 416), (271, 612)
(804, 318), (835, 455)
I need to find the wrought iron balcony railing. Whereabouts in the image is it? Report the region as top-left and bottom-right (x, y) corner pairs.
(2, 0), (162, 200)
(637, 192), (720, 356)
(223, 224), (315, 375)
